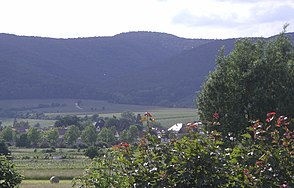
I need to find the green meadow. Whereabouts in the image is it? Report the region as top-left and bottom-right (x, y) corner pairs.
(1, 99), (198, 128)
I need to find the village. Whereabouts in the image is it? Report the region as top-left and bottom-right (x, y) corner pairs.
(0, 111), (202, 150)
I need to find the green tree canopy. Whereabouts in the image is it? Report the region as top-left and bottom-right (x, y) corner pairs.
(81, 125), (97, 146)
(1, 126), (14, 143)
(64, 125), (80, 147)
(54, 115), (81, 129)
(197, 31), (294, 137)
(44, 128), (59, 147)
(0, 140), (10, 155)
(97, 127), (116, 145)
(27, 127), (41, 147)
(84, 146), (104, 159)
(127, 125), (139, 143)
(16, 133), (30, 148)
(105, 117), (119, 128)
(121, 111), (136, 124)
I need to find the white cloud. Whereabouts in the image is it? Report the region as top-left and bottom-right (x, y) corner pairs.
(0, 0), (293, 39)
(171, 0), (294, 38)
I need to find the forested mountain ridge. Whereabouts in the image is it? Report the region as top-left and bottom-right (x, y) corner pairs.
(0, 32), (293, 107)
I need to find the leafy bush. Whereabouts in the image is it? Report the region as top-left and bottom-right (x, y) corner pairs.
(0, 156), (22, 187)
(0, 140), (10, 155)
(235, 113), (294, 187)
(85, 146), (104, 159)
(74, 112), (293, 187)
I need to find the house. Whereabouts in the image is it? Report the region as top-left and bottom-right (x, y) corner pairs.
(94, 119), (105, 132)
(168, 123), (184, 133)
(12, 120), (30, 134)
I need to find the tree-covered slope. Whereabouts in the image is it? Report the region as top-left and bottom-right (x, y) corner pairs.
(0, 31), (293, 107)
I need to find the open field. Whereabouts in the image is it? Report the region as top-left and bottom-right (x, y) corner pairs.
(2, 108), (198, 129)
(1, 99), (198, 128)
(1, 118), (56, 128)
(10, 148), (89, 187)
(0, 99), (164, 114)
(20, 180), (73, 188)
(11, 148), (89, 179)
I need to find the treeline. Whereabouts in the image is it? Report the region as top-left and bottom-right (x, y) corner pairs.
(0, 112), (160, 150)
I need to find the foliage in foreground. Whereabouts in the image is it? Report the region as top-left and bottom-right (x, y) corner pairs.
(0, 156), (23, 188)
(74, 112), (293, 188)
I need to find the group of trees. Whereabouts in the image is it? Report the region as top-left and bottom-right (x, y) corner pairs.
(0, 111), (144, 149)
(59, 111), (143, 148)
(74, 30), (293, 187)
(0, 125), (57, 148)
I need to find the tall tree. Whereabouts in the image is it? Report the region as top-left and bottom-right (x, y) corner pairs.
(121, 111), (136, 124)
(64, 125), (80, 147)
(0, 126), (14, 143)
(128, 125), (139, 143)
(45, 128), (59, 147)
(27, 127), (41, 147)
(81, 125), (97, 146)
(97, 127), (116, 145)
(197, 29), (294, 137)
(16, 133), (30, 148)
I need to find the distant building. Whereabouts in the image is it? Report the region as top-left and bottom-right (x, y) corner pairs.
(168, 123), (184, 133)
(94, 119), (105, 132)
(12, 119), (30, 134)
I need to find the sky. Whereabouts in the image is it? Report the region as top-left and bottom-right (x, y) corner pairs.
(0, 0), (294, 39)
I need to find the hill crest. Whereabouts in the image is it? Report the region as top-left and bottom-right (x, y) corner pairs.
(0, 31), (293, 107)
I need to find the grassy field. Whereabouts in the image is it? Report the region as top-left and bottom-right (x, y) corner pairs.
(1, 118), (56, 128)
(1, 99), (198, 128)
(0, 99), (164, 114)
(2, 108), (198, 129)
(20, 180), (73, 188)
(10, 148), (89, 187)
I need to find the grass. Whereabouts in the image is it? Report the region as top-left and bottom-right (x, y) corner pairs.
(1, 98), (194, 127)
(152, 108), (198, 125)
(1, 99), (198, 129)
(20, 169), (84, 180)
(10, 148), (89, 184)
(0, 98), (163, 114)
(97, 107), (198, 128)
(1, 118), (55, 128)
(20, 180), (73, 188)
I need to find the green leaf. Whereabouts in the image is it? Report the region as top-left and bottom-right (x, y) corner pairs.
(241, 133), (252, 139)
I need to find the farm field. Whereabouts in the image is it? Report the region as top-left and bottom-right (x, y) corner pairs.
(1, 99), (198, 129)
(1, 118), (56, 128)
(0, 99), (164, 114)
(10, 148), (89, 187)
(20, 180), (72, 188)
